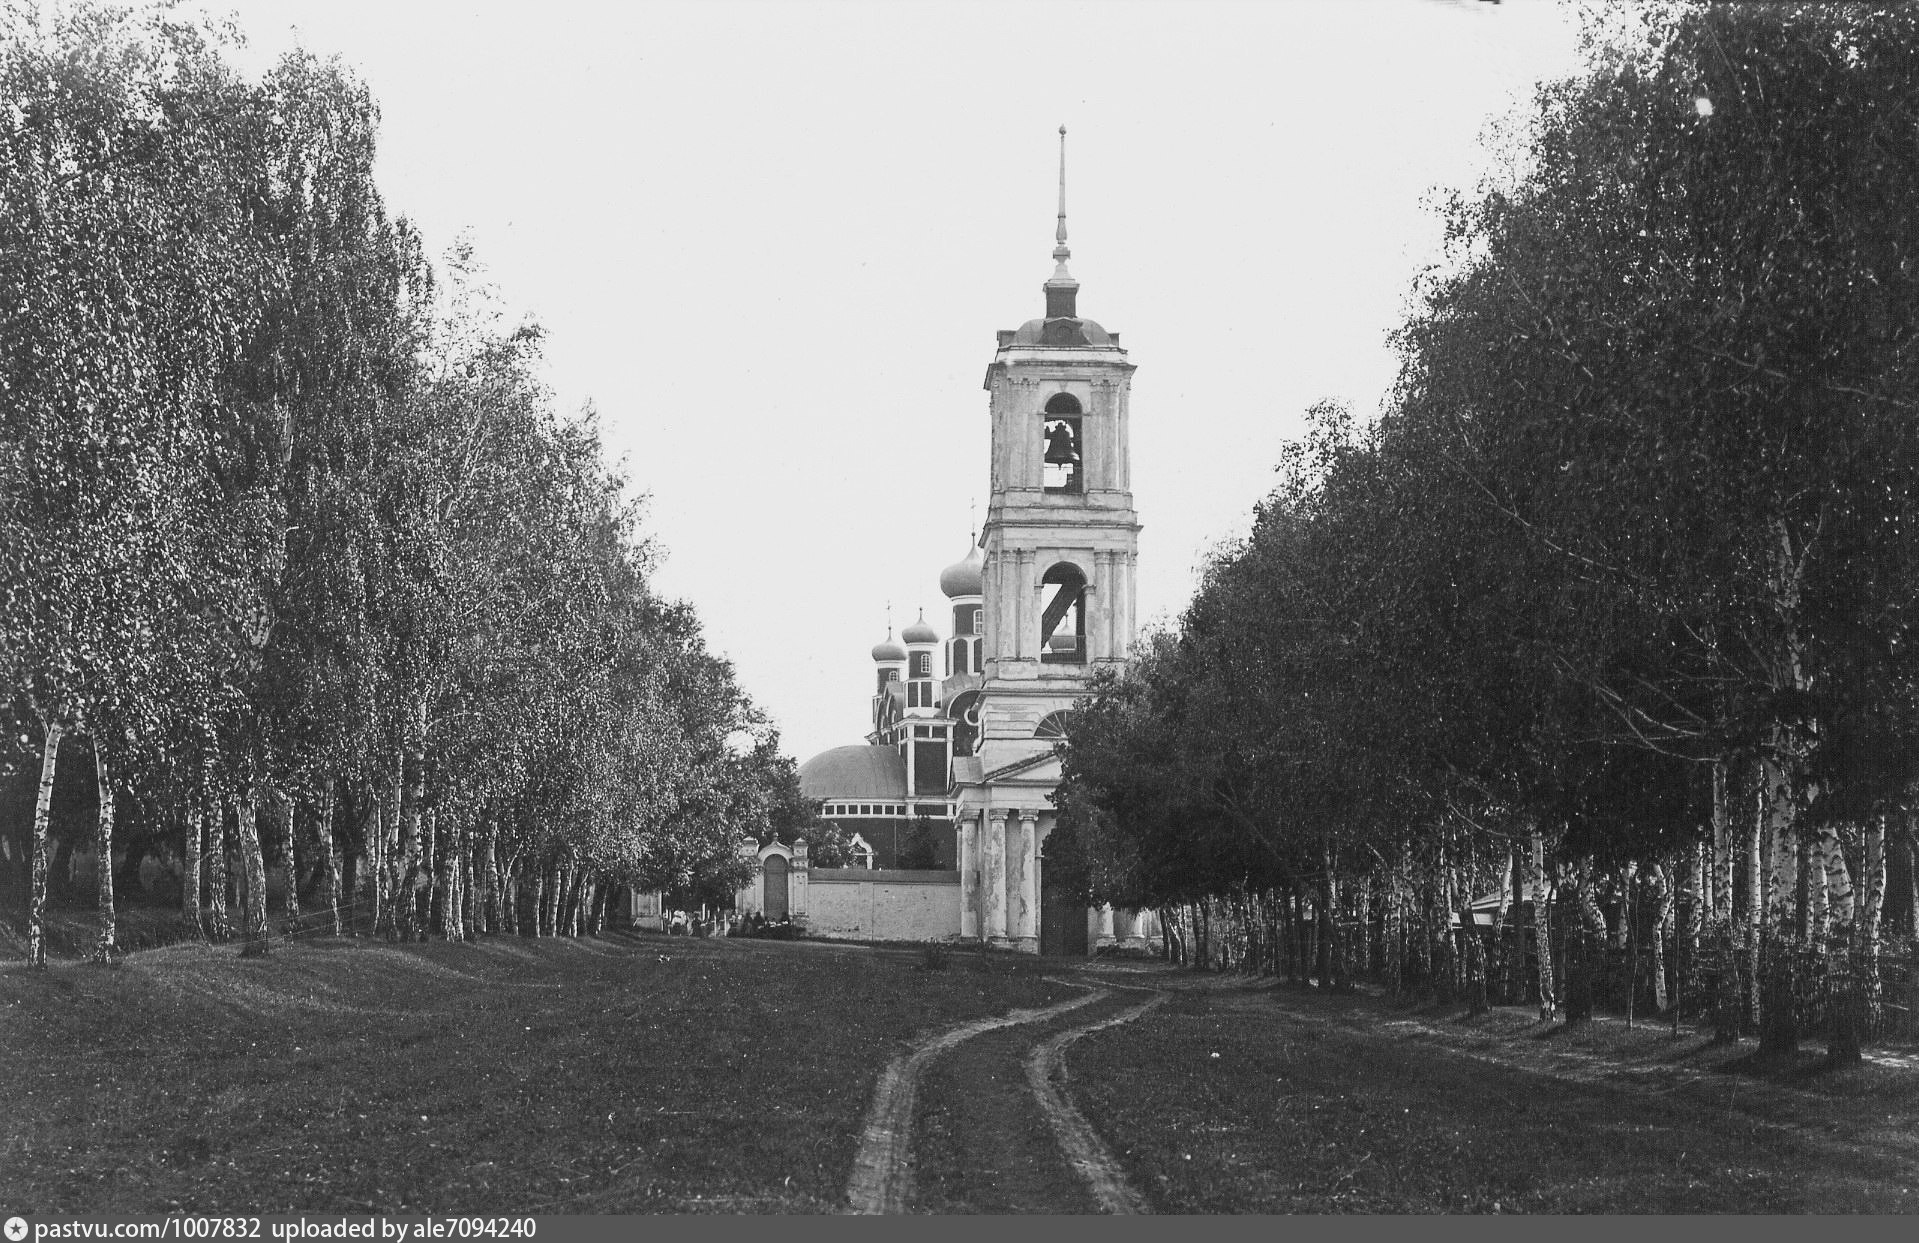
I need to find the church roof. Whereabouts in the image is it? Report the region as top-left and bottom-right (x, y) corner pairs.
(799, 745), (908, 800)
(939, 542), (984, 598)
(1008, 316), (1115, 348)
(902, 610), (938, 645)
(871, 629), (906, 662)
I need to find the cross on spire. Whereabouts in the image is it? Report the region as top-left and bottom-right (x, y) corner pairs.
(1044, 125), (1080, 319)
(1055, 125), (1069, 250)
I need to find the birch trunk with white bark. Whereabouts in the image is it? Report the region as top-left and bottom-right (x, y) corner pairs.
(92, 743), (116, 962)
(27, 721), (63, 968)
(235, 797), (269, 952)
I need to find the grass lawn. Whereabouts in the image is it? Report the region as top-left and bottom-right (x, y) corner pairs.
(1070, 978), (1919, 1213)
(0, 932), (1069, 1214)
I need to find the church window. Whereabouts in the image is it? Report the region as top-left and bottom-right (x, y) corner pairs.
(948, 690), (981, 757)
(911, 652), (931, 678)
(1042, 393), (1083, 494)
(1039, 562), (1087, 664)
(1034, 710), (1075, 740)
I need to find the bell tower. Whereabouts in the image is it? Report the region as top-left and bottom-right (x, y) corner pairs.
(956, 128), (1140, 953)
(977, 127), (1139, 726)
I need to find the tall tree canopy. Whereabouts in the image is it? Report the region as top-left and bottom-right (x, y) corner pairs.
(2, 5), (778, 963)
(1055, 2), (1919, 1055)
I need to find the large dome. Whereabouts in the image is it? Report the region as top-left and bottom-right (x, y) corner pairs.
(939, 543), (984, 598)
(1009, 316), (1114, 348)
(798, 745), (907, 800)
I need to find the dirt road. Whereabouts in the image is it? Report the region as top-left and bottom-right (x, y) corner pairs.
(846, 962), (1919, 1214)
(846, 970), (1168, 1214)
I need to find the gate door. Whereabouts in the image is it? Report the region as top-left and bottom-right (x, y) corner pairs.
(763, 854), (789, 921)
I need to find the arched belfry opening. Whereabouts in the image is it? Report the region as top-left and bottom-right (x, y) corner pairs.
(1042, 393), (1082, 494)
(1039, 563), (1086, 663)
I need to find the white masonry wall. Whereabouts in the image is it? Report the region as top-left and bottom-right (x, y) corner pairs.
(805, 869), (961, 942)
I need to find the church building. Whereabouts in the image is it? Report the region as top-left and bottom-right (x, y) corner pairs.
(748, 131), (1155, 955)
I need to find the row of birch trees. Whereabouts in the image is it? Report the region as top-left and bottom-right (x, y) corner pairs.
(1053, 2), (1919, 1059)
(1, 5), (799, 965)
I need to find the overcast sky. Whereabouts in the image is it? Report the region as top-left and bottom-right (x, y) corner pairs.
(204, 0), (1585, 763)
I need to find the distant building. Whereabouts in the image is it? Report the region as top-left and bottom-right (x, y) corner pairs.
(754, 131), (1157, 954)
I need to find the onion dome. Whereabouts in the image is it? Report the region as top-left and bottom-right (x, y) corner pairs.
(939, 542), (984, 598)
(871, 628), (906, 663)
(902, 608), (938, 646)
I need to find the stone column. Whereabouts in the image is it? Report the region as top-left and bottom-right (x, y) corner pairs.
(1005, 552), (1020, 663)
(1022, 551), (1038, 660)
(1031, 554), (1045, 661)
(959, 815), (980, 939)
(1097, 903), (1116, 946)
(1013, 552), (1028, 659)
(984, 811), (1008, 941)
(1017, 813), (1040, 951)
(1094, 550), (1114, 662)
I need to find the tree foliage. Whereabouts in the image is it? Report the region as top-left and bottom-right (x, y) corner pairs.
(1, 5), (789, 961)
(1055, 4), (1919, 1046)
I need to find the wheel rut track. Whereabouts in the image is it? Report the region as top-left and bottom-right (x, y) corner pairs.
(1024, 985), (1167, 1214)
(843, 973), (1168, 1214)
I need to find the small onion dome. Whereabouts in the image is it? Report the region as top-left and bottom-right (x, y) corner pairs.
(871, 630), (907, 663)
(939, 543), (984, 598)
(902, 609), (938, 646)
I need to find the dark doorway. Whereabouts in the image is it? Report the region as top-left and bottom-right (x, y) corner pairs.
(1040, 871), (1089, 957)
(763, 854), (789, 920)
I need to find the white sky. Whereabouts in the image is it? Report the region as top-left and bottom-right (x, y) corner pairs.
(204, 0), (1584, 764)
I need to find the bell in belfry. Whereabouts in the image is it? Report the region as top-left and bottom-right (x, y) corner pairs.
(1044, 420), (1079, 466)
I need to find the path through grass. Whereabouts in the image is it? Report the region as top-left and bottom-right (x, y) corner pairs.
(0, 934), (1068, 1214)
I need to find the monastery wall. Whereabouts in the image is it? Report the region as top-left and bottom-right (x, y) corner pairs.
(804, 869), (962, 942)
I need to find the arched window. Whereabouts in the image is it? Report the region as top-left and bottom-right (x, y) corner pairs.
(911, 651), (931, 679)
(1042, 393), (1082, 494)
(1039, 563), (1086, 664)
(948, 690), (981, 756)
(1034, 710), (1075, 740)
